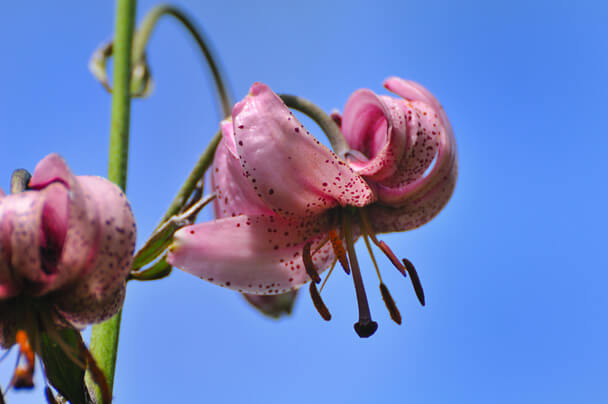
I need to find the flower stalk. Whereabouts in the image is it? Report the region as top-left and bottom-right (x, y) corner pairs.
(87, 0), (137, 400)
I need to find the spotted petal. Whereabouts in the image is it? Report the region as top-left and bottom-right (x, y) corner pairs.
(342, 89), (408, 181)
(168, 213), (335, 295)
(377, 77), (458, 208)
(28, 154), (101, 295)
(231, 82), (375, 218)
(212, 119), (275, 218)
(54, 176), (135, 326)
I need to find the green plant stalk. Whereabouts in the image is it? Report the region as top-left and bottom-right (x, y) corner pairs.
(157, 130), (221, 225)
(279, 94), (350, 158)
(133, 4), (232, 117)
(88, 0), (137, 400)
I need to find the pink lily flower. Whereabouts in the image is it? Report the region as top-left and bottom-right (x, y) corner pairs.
(0, 153), (136, 350)
(168, 82), (376, 296)
(169, 80), (456, 337)
(340, 76), (458, 233)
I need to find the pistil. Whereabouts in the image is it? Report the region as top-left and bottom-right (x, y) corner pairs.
(341, 210), (377, 338)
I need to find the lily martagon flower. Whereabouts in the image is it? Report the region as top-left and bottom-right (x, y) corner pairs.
(0, 153), (135, 387)
(169, 80), (457, 337)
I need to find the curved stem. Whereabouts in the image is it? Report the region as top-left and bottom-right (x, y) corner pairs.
(133, 4), (232, 117)
(157, 130), (221, 226)
(279, 94), (350, 158)
(88, 0), (137, 400)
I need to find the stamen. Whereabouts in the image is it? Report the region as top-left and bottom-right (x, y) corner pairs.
(12, 330), (34, 389)
(402, 258), (425, 306)
(309, 282), (331, 321)
(329, 229), (350, 274)
(302, 242), (321, 284)
(362, 234), (402, 323)
(362, 234), (382, 282)
(377, 241), (407, 277)
(342, 211), (377, 338)
(358, 209), (407, 277)
(319, 257), (338, 293)
(379, 283), (402, 325)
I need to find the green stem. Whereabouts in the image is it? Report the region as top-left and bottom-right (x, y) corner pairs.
(133, 4), (232, 117)
(157, 130), (221, 225)
(88, 0), (137, 400)
(279, 94), (350, 158)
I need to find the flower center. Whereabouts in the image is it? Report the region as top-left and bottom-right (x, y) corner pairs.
(302, 207), (425, 338)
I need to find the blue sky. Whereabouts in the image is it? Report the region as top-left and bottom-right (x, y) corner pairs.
(1, 1), (607, 403)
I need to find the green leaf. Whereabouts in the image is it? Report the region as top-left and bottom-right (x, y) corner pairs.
(40, 328), (87, 404)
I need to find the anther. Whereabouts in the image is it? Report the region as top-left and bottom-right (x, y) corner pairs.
(309, 282), (331, 321)
(379, 283), (402, 325)
(377, 241), (407, 277)
(402, 258), (425, 306)
(302, 242), (320, 284)
(328, 229), (350, 274)
(12, 330), (35, 390)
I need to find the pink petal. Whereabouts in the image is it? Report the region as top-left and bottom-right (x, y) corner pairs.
(384, 76), (454, 137)
(231, 82), (375, 218)
(168, 213), (335, 295)
(212, 120), (274, 218)
(378, 77), (458, 207)
(29, 154), (101, 295)
(0, 190), (47, 291)
(342, 90), (408, 181)
(54, 175), (135, 325)
(367, 156), (458, 233)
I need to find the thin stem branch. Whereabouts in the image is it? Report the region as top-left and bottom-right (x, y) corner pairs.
(88, 0), (137, 400)
(133, 4), (232, 117)
(279, 94), (350, 158)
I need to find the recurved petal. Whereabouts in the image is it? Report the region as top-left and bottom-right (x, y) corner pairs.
(0, 190), (47, 291)
(167, 213), (335, 295)
(54, 281), (126, 328)
(29, 154), (101, 295)
(212, 120), (274, 218)
(367, 156), (458, 233)
(54, 176), (135, 324)
(380, 77), (457, 207)
(384, 76), (453, 136)
(342, 90), (408, 181)
(231, 82), (375, 218)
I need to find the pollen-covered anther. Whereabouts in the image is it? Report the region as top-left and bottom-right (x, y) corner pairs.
(12, 330), (35, 390)
(309, 282), (331, 321)
(379, 283), (402, 325)
(328, 229), (349, 274)
(378, 240), (407, 277)
(302, 242), (320, 284)
(402, 258), (425, 306)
